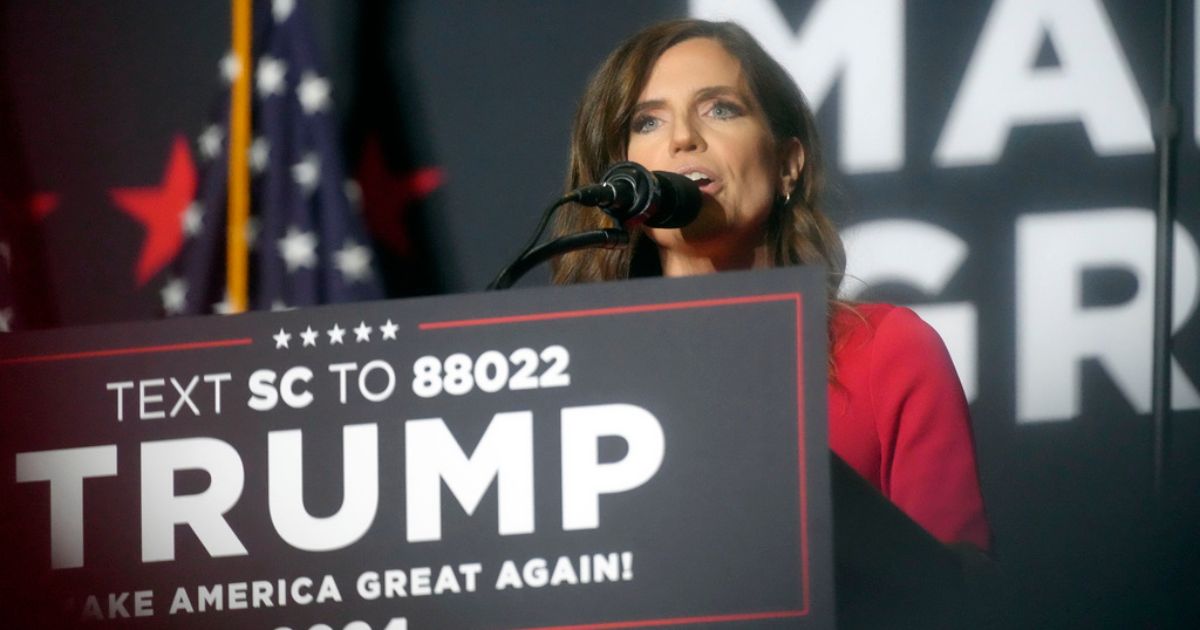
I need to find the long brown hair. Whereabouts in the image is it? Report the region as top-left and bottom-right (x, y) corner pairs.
(551, 19), (846, 302)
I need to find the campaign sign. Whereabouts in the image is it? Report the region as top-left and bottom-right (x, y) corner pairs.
(0, 268), (833, 629)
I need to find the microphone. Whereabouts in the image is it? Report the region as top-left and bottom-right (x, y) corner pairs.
(574, 161), (702, 228)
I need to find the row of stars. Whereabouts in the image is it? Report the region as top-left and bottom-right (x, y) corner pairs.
(180, 200), (374, 278)
(273, 319), (400, 349)
(161, 276), (299, 316)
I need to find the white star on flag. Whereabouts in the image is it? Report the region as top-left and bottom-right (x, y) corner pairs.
(327, 323), (346, 344)
(292, 153), (321, 193)
(0, 308), (12, 333)
(297, 71), (331, 115)
(272, 0), (295, 22)
(344, 180), (362, 209)
(380, 319), (399, 340)
(212, 291), (236, 315)
(273, 328), (292, 349)
(198, 125), (224, 160)
(257, 56), (288, 98)
(160, 277), (188, 315)
(278, 226), (318, 272)
(219, 51), (241, 83)
(249, 137), (271, 173)
(244, 217), (260, 249)
(334, 239), (373, 284)
(353, 321), (372, 342)
(182, 202), (204, 237)
(300, 326), (319, 347)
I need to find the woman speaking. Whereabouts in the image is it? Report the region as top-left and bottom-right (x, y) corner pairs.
(552, 19), (990, 552)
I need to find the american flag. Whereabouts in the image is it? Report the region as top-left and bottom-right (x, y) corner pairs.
(166, 0), (383, 316)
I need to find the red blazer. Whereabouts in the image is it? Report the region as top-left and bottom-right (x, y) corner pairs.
(827, 303), (991, 550)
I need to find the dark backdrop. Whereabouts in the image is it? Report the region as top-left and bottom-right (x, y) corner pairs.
(2, 0), (1198, 626)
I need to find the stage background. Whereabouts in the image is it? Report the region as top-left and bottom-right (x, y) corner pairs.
(2, 0), (1198, 626)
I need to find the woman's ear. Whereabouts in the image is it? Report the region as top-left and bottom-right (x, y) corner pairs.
(779, 137), (804, 195)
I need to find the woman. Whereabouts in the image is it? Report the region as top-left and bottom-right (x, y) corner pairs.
(552, 19), (990, 551)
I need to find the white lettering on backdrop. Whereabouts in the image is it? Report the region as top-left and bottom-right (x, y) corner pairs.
(935, 0), (1153, 166)
(1016, 209), (1200, 423)
(690, 0), (904, 173)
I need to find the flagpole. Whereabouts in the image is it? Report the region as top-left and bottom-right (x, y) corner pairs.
(226, 0), (253, 313)
(1151, 0), (1179, 501)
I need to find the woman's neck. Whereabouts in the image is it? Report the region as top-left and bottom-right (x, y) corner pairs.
(658, 243), (771, 277)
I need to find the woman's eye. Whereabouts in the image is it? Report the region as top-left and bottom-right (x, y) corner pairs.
(631, 115), (662, 134)
(709, 101), (743, 119)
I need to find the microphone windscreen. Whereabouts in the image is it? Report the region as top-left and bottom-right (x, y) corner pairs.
(646, 171), (702, 228)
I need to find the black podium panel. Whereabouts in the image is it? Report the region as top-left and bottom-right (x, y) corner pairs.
(0, 268), (833, 629)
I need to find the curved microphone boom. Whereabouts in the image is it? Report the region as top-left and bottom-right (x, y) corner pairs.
(575, 161), (702, 228)
(487, 161), (701, 290)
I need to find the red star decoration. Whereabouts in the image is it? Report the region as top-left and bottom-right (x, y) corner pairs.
(1, 192), (59, 221)
(29, 192), (60, 221)
(110, 134), (196, 287)
(356, 136), (444, 256)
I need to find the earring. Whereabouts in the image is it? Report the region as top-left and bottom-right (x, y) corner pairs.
(782, 191), (792, 206)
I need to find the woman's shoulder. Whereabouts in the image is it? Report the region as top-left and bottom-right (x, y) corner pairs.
(831, 302), (952, 372)
(831, 302), (933, 346)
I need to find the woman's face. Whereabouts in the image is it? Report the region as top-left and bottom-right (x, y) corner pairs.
(627, 37), (795, 267)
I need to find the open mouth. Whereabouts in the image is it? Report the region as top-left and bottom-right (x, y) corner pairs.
(681, 171), (716, 191)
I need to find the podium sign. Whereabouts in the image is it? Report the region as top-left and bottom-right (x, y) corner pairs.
(0, 268), (833, 629)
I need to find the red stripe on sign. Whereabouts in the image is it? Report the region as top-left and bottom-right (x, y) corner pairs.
(0, 338), (253, 366)
(517, 609), (808, 630)
(794, 294), (810, 614)
(418, 293), (802, 330)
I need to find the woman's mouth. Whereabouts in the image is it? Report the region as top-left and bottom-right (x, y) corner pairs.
(680, 170), (721, 194)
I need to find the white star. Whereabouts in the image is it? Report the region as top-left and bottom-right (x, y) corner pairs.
(182, 202), (204, 237)
(271, 299), (294, 312)
(219, 51), (241, 83)
(297, 71), (331, 115)
(278, 226), (318, 273)
(300, 326), (319, 347)
(353, 321), (372, 342)
(273, 328), (292, 349)
(198, 124), (224, 160)
(334, 239), (373, 284)
(272, 0), (295, 22)
(0, 241), (11, 271)
(244, 217), (260, 249)
(257, 56), (288, 98)
(160, 277), (188, 316)
(380, 319), (398, 340)
(344, 180), (362, 209)
(327, 323), (346, 344)
(249, 137), (271, 173)
(0, 307), (12, 333)
(212, 292), (236, 315)
(292, 152), (321, 193)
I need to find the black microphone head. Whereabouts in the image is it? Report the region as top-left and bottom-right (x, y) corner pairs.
(597, 161), (701, 229)
(598, 162), (652, 222)
(645, 170), (701, 228)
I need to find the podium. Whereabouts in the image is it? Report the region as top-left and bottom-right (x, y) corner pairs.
(832, 454), (974, 629)
(0, 268), (972, 628)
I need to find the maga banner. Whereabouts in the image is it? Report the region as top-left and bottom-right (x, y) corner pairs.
(0, 268), (833, 629)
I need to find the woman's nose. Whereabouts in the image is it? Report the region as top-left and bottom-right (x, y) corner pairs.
(669, 116), (705, 155)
